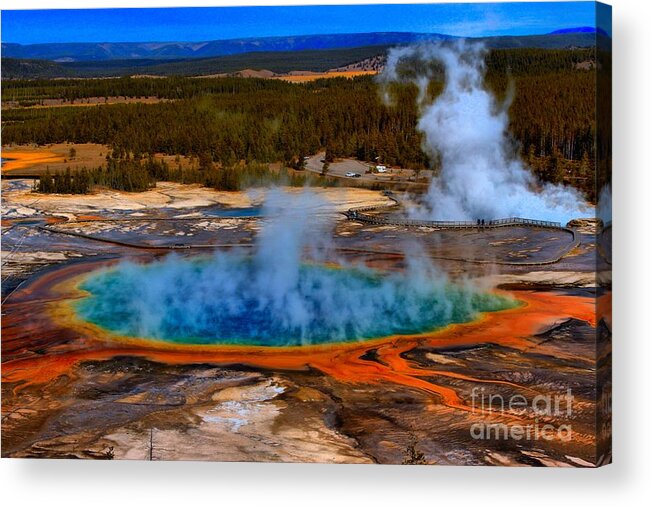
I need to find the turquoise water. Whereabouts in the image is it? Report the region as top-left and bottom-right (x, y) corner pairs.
(75, 257), (516, 347)
(205, 206), (263, 218)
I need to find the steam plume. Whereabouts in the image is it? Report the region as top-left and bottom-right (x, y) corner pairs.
(76, 189), (513, 346)
(380, 40), (587, 224)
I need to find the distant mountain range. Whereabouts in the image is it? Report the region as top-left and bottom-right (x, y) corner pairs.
(2, 33), (449, 62)
(2, 29), (608, 63)
(549, 26), (610, 36)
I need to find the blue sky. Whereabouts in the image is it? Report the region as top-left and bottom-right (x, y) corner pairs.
(2, 2), (601, 45)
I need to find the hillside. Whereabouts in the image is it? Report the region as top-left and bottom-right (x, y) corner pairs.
(1, 27), (610, 81)
(1, 30), (605, 65)
(2, 46), (393, 79)
(2, 33), (448, 62)
(1, 58), (76, 79)
(84, 45), (398, 76)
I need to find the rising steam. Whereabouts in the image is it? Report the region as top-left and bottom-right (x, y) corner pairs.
(76, 189), (514, 346)
(380, 40), (587, 224)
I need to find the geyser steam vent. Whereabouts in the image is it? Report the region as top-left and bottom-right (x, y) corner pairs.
(380, 40), (588, 224)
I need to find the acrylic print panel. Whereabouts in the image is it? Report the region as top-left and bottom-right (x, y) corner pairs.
(0, 1), (612, 466)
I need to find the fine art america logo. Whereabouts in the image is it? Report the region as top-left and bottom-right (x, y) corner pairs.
(469, 387), (574, 441)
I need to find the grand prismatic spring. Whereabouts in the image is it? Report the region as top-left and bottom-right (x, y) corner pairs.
(74, 256), (517, 347)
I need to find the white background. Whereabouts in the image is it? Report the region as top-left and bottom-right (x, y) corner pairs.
(1, 0), (649, 505)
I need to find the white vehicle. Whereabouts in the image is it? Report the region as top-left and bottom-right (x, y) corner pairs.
(345, 172), (361, 178)
(376, 165), (388, 173)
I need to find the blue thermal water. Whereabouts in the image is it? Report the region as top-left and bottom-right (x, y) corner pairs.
(205, 206), (263, 218)
(74, 256), (516, 347)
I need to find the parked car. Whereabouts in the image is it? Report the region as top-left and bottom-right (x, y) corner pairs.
(376, 165), (388, 173)
(345, 172), (362, 178)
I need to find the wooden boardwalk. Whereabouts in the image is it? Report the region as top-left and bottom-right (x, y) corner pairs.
(344, 195), (562, 230)
(343, 194), (579, 266)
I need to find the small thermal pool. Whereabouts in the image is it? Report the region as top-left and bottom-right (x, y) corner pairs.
(205, 206), (263, 218)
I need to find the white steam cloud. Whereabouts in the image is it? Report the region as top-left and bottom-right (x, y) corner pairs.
(380, 40), (587, 224)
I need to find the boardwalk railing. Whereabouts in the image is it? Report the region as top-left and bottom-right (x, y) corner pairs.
(343, 198), (579, 265)
(345, 199), (563, 230)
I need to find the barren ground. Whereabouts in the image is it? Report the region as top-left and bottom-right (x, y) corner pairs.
(1, 144), (195, 176)
(1, 179), (610, 465)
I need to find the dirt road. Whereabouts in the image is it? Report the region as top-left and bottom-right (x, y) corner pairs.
(304, 152), (430, 187)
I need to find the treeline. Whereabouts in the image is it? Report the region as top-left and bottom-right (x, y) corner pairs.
(36, 167), (94, 194)
(35, 155), (332, 194)
(485, 47), (597, 76)
(5, 48), (602, 199)
(3, 77), (429, 171)
(35, 157), (157, 194)
(2, 74), (290, 104)
(493, 72), (596, 163)
(2, 48), (596, 103)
